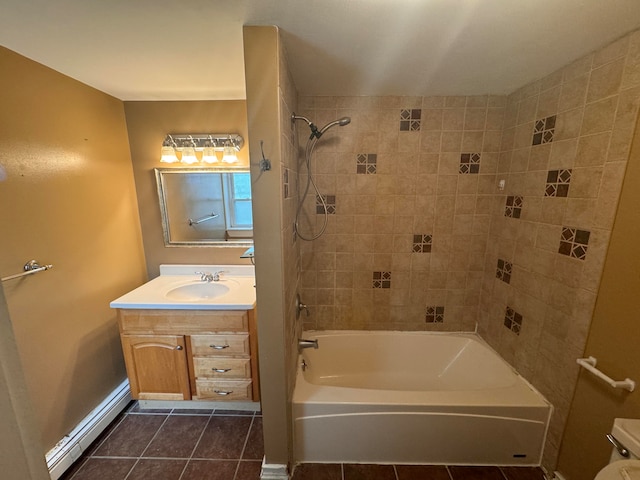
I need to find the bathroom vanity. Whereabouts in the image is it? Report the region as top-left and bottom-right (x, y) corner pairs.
(110, 265), (258, 403)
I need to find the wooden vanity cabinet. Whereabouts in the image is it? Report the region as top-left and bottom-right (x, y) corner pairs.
(117, 308), (259, 402)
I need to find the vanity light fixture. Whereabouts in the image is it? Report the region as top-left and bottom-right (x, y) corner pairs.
(159, 133), (244, 164)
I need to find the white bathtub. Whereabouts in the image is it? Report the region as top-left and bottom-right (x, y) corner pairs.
(292, 331), (552, 466)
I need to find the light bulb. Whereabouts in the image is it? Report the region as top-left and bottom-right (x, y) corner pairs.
(202, 146), (218, 163)
(180, 146), (198, 164)
(160, 145), (178, 163)
(222, 144), (238, 163)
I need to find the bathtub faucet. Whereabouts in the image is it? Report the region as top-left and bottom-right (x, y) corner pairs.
(298, 338), (318, 351)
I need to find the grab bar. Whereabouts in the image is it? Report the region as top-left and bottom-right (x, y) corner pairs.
(1, 260), (53, 282)
(576, 356), (635, 392)
(189, 212), (219, 226)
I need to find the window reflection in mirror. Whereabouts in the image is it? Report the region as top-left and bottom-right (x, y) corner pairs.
(154, 168), (253, 246)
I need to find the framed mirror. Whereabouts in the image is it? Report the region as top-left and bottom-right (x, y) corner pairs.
(154, 168), (253, 247)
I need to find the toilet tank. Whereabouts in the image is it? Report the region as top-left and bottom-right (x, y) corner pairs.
(609, 419), (640, 462)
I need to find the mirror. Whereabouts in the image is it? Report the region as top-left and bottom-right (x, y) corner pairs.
(155, 168), (253, 247)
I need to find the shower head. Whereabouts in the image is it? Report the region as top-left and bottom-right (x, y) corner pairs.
(292, 113), (351, 139)
(317, 116), (351, 138)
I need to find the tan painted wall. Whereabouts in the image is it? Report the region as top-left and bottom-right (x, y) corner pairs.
(0, 47), (147, 450)
(243, 26), (292, 468)
(0, 286), (50, 480)
(124, 101), (252, 278)
(555, 95), (640, 478)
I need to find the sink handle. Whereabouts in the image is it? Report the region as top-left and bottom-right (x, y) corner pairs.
(213, 270), (228, 281)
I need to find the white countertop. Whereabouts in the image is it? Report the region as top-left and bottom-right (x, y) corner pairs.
(110, 265), (256, 310)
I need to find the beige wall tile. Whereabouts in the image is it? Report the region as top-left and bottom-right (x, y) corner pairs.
(555, 108), (584, 141)
(586, 58), (625, 103)
(569, 167), (603, 198)
(558, 74), (589, 113)
(575, 132), (611, 167)
(581, 96), (618, 135)
(537, 86), (561, 118)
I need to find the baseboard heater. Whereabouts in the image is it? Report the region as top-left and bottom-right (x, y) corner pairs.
(45, 379), (132, 480)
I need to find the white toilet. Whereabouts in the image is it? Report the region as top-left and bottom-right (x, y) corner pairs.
(595, 419), (640, 479)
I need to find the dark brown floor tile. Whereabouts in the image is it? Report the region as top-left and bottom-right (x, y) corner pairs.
(292, 463), (342, 480)
(182, 459), (239, 479)
(344, 463), (396, 480)
(242, 417), (264, 460)
(396, 464), (450, 480)
(126, 459), (187, 479)
(236, 460), (262, 479)
(82, 412), (127, 456)
(57, 457), (89, 480)
(67, 458), (136, 480)
(501, 466), (546, 480)
(192, 415), (252, 459)
(93, 414), (167, 457)
(449, 466), (504, 480)
(143, 415), (209, 458)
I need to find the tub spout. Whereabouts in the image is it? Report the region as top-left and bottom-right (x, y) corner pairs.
(298, 338), (318, 351)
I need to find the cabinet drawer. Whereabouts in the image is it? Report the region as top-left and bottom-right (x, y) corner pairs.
(190, 334), (249, 356)
(193, 357), (251, 379)
(119, 310), (248, 334)
(195, 379), (252, 401)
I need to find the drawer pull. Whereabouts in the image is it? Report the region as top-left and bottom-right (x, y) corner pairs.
(175, 345), (183, 351)
(214, 390), (233, 396)
(212, 368), (231, 373)
(210, 344), (230, 350)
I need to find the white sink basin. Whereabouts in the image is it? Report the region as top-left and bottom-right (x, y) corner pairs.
(110, 265), (256, 310)
(165, 282), (230, 301)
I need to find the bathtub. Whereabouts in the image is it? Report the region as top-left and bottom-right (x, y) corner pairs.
(292, 331), (552, 466)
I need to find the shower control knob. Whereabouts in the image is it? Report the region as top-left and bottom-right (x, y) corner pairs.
(296, 294), (310, 319)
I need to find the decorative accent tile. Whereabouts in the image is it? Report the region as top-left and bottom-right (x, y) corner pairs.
(426, 306), (445, 323)
(545, 169), (572, 197)
(412, 234), (433, 253)
(400, 109), (422, 131)
(459, 153), (481, 174)
(372, 271), (391, 288)
(496, 259), (512, 284)
(356, 153), (377, 174)
(316, 194), (336, 214)
(532, 115), (556, 145)
(558, 227), (591, 260)
(504, 307), (523, 335)
(504, 196), (523, 218)
(283, 168), (290, 199)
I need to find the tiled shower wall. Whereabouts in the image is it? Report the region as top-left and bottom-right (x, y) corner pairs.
(277, 38), (300, 400)
(295, 94), (506, 332)
(292, 29), (640, 470)
(478, 31), (640, 469)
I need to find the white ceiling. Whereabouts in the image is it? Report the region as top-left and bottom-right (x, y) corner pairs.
(1, 0), (640, 101)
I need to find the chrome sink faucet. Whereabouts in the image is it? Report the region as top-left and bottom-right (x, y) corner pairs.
(195, 271), (215, 282)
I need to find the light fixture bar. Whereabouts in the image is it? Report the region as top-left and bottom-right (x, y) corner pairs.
(163, 134), (244, 152)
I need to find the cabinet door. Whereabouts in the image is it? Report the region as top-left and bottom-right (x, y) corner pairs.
(121, 335), (191, 400)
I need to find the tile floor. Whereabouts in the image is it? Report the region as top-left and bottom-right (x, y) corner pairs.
(59, 402), (264, 480)
(60, 402), (546, 480)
